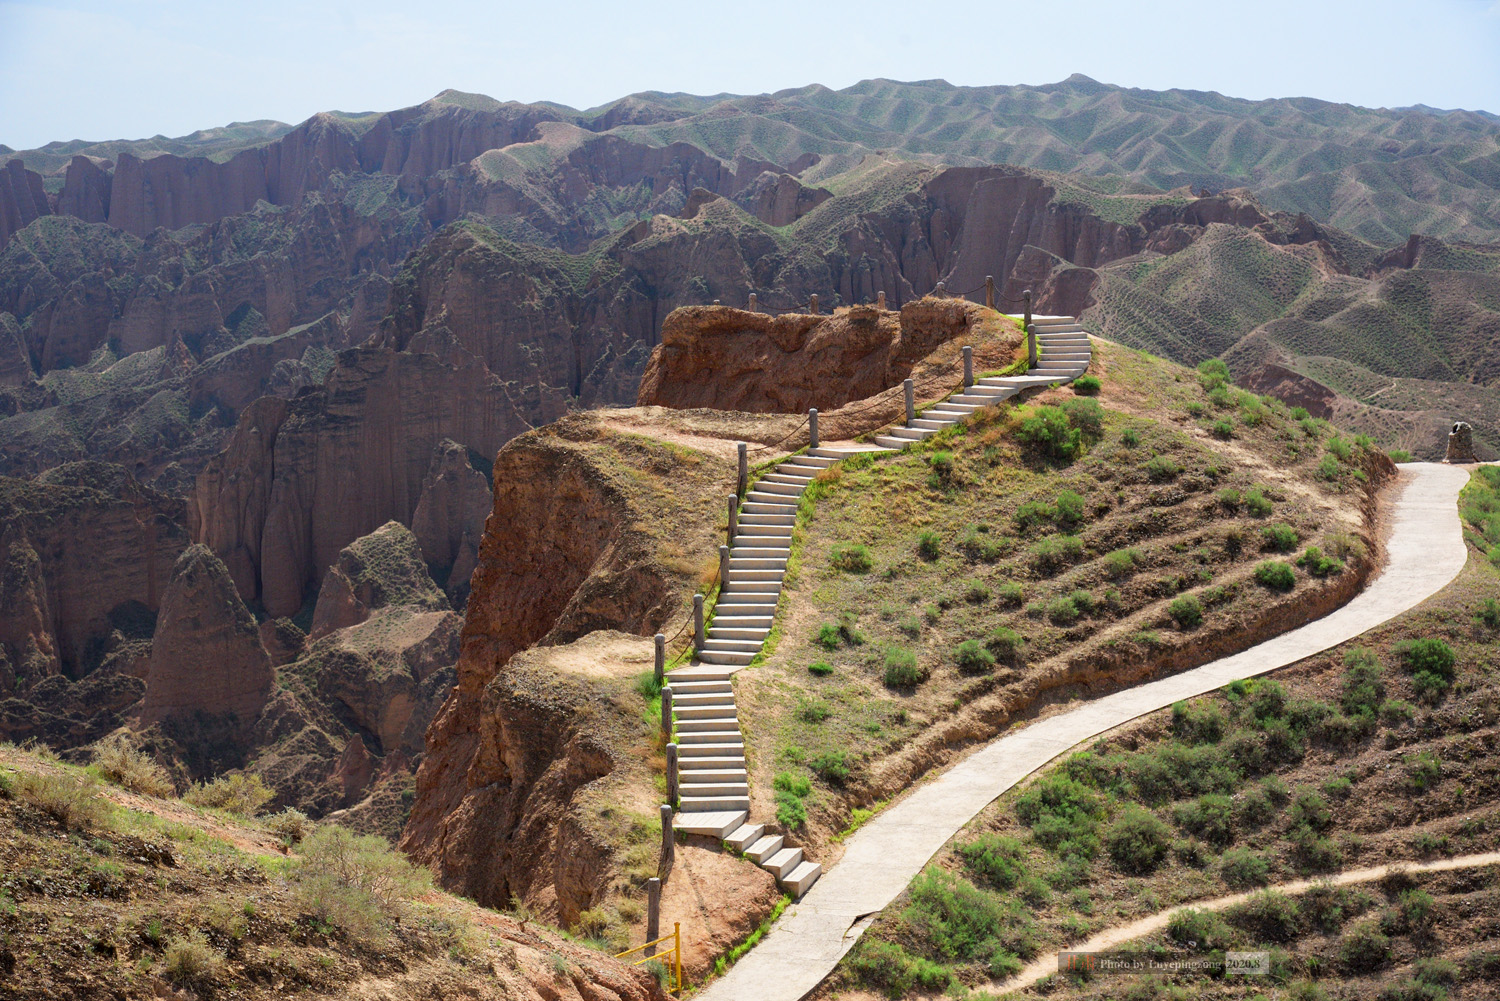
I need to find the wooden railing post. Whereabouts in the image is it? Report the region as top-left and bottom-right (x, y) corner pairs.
(736, 442), (747, 497)
(877, 290), (886, 310)
(654, 633), (665, 686)
(660, 684), (673, 738)
(1025, 289), (1036, 369)
(748, 292), (758, 312)
(659, 804), (674, 876)
(726, 493), (738, 546)
(646, 877), (661, 957)
(693, 596), (704, 653)
(963, 345), (974, 388)
(809, 293), (819, 315)
(985, 275), (995, 309)
(719, 545), (730, 591)
(808, 408), (819, 449)
(666, 742), (679, 807)
(904, 378), (915, 426)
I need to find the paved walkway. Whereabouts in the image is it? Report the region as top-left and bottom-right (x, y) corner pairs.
(697, 462), (1473, 1001)
(1003, 849), (1500, 991)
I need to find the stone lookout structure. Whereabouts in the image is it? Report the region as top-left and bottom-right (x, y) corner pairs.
(1444, 422), (1477, 464)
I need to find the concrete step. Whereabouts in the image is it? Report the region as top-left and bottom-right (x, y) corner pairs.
(744, 491), (798, 507)
(960, 385), (1015, 397)
(726, 569), (785, 582)
(975, 379), (1023, 391)
(713, 615), (774, 628)
(703, 637), (765, 652)
(697, 650), (756, 666)
(791, 454), (837, 467)
(721, 581), (782, 595)
(950, 393), (1011, 406)
(728, 546), (790, 560)
(781, 860), (823, 897)
(676, 725), (742, 741)
(682, 769), (748, 784)
(680, 755), (746, 770)
(675, 720), (738, 735)
(933, 401), (979, 412)
(708, 627), (771, 641)
(927, 409), (973, 421)
(715, 590), (778, 605)
(725, 823), (764, 852)
(669, 666), (734, 682)
(762, 473), (813, 487)
(670, 679), (733, 695)
(746, 835), (784, 863)
(779, 463), (825, 478)
(676, 705), (738, 721)
(738, 514), (795, 527)
(809, 446), (890, 460)
(755, 481), (805, 497)
(762, 846), (804, 878)
(742, 502), (797, 515)
(681, 781), (750, 798)
(874, 435), (913, 449)
(735, 523), (793, 536)
(911, 418), (957, 431)
(673, 810), (746, 837)
(681, 794), (751, 812)
(677, 740), (745, 755)
(674, 693), (737, 709)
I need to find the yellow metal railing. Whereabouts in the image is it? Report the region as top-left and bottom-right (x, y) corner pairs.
(615, 921), (682, 994)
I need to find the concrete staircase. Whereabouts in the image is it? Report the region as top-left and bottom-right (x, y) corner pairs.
(670, 315), (1091, 899)
(873, 316), (1091, 448)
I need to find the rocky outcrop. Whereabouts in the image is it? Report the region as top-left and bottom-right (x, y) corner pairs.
(0, 160), (48, 245)
(0, 462), (187, 684)
(410, 439), (492, 605)
(637, 297), (1019, 414)
(308, 520), (449, 638)
(140, 545), (275, 729)
(0, 312), (33, 385)
(733, 171), (832, 226)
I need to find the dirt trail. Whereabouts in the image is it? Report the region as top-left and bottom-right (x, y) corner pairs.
(1003, 851), (1500, 992)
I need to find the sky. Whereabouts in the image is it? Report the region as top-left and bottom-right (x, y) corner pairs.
(2, 0), (1499, 150)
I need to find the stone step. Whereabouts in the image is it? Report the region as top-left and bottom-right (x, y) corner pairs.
(696, 650), (756, 666)
(974, 379), (1023, 391)
(725, 823), (764, 852)
(681, 794), (751, 812)
(781, 860), (823, 897)
(676, 704), (737, 721)
(762, 846), (804, 879)
(742, 502), (797, 515)
(737, 514), (795, 527)
(714, 590), (778, 606)
(713, 615), (774, 628)
(679, 755), (745, 770)
(762, 472), (813, 487)
(755, 481), (805, 497)
(950, 393), (1011, 406)
(669, 666), (734, 682)
(674, 692), (737, 708)
(676, 722), (741, 738)
(933, 401), (979, 412)
(791, 454), (837, 467)
(681, 781), (750, 798)
(681, 768), (748, 784)
(703, 637), (765, 652)
(735, 523), (793, 536)
(677, 740), (745, 755)
(911, 418), (956, 430)
(874, 435), (912, 449)
(708, 626), (771, 641)
(779, 463), (825, 478)
(726, 569), (785, 582)
(960, 385), (1015, 397)
(722, 580), (782, 594)
(673, 810), (746, 837)
(746, 834), (784, 863)
(809, 446), (892, 460)
(745, 491), (798, 507)
(670, 679), (733, 695)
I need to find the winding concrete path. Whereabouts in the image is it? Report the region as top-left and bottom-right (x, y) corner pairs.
(1001, 850), (1500, 992)
(697, 462), (1473, 1001)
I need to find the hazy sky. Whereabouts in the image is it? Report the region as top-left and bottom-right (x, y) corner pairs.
(3, 0), (1499, 150)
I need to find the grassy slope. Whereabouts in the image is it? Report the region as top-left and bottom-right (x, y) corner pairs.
(827, 470), (1500, 1001)
(0, 745), (662, 1000)
(734, 339), (1389, 857)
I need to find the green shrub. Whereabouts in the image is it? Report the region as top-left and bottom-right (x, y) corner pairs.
(814, 622), (841, 650)
(1018, 405), (1082, 460)
(810, 751), (850, 786)
(1072, 374), (1101, 395)
(928, 451), (955, 483)
(1220, 848), (1270, 888)
(1069, 589), (1096, 614)
(13, 772), (108, 830)
(1298, 545), (1345, 576)
(956, 524), (1007, 561)
(883, 646), (927, 688)
(961, 579), (991, 603)
(1173, 794), (1234, 846)
(986, 627), (1025, 663)
(1262, 523), (1300, 552)
(813, 615), (865, 650)
(1103, 547), (1143, 578)
(1328, 435), (1353, 461)
(1197, 359), (1230, 391)
(1388, 449), (1413, 463)
(808, 660), (834, 677)
(1476, 598), (1500, 629)
(1411, 670), (1451, 703)
(184, 772), (274, 817)
(1208, 385), (1233, 408)
(1235, 786), (1275, 828)
(1121, 428), (1141, 448)
(296, 825), (433, 944)
(1339, 920), (1391, 972)
(1168, 594), (1203, 628)
(905, 869), (1038, 961)
(1143, 455), (1180, 482)
(1340, 648), (1384, 714)
(1105, 806), (1171, 874)
(773, 771), (811, 797)
(916, 530), (941, 560)
(797, 697), (831, 723)
(1171, 701), (1226, 744)
(1395, 638), (1456, 680)
(847, 939), (950, 996)
(1060, 397), (1105, 437)
(92, 735), (175, 798)
(775, 791), (807, 829)
(1168, 907), (1232, 950)
(266, 808), (312, 845)
(954, 639), (996, 675)
(1254, 560), (1296, 590)
(1211, 418), (1234, 439)
(959, 834), (1026, 890)
(1217, 487), (1242, 510)
(1053, 490), (1086, 527)
(1405, 751), (1442, 793)
(1228, 890), (1302, 942)
(1047, 596), (1080, 625)
(997, 581), (1025, 604)
(1244, 486), (1274, 517)
(829, 543), (873, 573)
(1289, 788), (1332, 831)
(162, 930), (225, 990)
(1030, 534), (1084, 573)
(1013, 499), (1052, 531)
